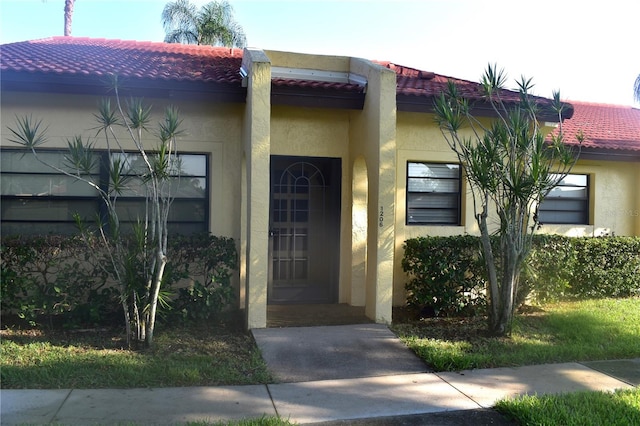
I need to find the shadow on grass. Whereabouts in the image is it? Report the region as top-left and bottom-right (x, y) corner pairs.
(1, 321), (273, 389)
(392, 299), (640, 371)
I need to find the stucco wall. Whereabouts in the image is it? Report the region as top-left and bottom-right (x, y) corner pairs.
(265, 50), (350, 72)
(393, 111), (472, 305)
(3, 64), (638, 321)
(241, 48), (272, 328)
(270, 106), (349, 157)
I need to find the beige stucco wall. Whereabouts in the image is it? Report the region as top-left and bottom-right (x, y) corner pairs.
(264, 51), (399, 323)
(393, 111), (473, 305)
(265, 50), (351, 73)
(347, 58), (397, 323)
(270, 106), (350, 157)
(1, 89), (250, 316)
(241, 48), (272, 329)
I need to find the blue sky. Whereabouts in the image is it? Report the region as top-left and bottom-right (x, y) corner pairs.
(1, 0), (639, 106)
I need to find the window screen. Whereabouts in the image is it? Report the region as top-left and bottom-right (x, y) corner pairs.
(538, 174), (589, 225)
(1, 150), (209, 236)
(406, 162), (461, 225)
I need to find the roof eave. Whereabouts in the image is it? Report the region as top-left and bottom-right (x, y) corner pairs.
(271, 84), (365, 110)
(396, 94), (571, 122)
(576, 146), (640, 162)
(0, 71), (247, 103)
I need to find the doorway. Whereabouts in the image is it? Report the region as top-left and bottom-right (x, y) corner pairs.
(268, 156), (341, 304)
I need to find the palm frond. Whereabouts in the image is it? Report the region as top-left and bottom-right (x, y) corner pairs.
(163, 0), (246, 47)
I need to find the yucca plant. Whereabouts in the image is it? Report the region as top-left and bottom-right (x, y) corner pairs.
(7, 77), (183, 348)
(434, 64), (582, 336)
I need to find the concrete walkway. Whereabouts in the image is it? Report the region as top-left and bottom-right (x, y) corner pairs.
(252, 324), (430, 382)
(1, 324), (637, 425)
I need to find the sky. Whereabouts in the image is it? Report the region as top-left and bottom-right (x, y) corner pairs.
(1, 0), (639, 107)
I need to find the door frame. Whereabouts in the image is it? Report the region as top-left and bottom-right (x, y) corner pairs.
(268, 155), (341, 304)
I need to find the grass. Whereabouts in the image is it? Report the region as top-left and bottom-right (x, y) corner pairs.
(1, 316), (273, 389)
(392, 298), (640, 371)
(2, 298), (639, 390)
(495, 387), (640, 426)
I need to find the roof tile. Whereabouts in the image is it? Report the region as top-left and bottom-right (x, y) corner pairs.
(379, 61), (530, 104)
(550, 102), (640, 152)
(1, 36), (243, 85)
(3, 37), (608, 137)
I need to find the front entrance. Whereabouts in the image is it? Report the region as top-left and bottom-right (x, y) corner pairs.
(268, 156), (341, 304)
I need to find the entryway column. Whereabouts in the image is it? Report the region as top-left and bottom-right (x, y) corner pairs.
(241, 48), (271, 329)
(349, 59), (397, 324)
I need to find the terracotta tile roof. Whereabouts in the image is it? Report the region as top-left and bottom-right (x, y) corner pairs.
(378, 62), (570, 120)
(550, 102), (640, 152)
(0, 37), (565, 117)
(382, 62), (487, 98)
(1, 36), (243, 85)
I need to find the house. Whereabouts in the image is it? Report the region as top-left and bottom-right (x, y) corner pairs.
(539, 101), (640, 237)
(2, 37), (639, 328)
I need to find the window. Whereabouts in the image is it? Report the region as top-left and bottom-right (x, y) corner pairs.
(538, 174), (589, 224)
(406, 162), (461, 225)
(1, 150), (208, 236)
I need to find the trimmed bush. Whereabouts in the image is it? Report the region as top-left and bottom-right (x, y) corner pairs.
(520, 235), (576, 304)
(402, 235), (640, 317)
(168, 233), (238, 323)
(570, 237), (640, 298)
(402, 235), (486, 316)
(0, 235), (112, 327)
(1, 232), (238, 328)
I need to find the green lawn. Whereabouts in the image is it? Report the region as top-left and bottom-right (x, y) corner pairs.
(496, 388), (640, 426)
(392, 298), (640, 371)
(2, 298), (639, 389)
(0, 324), (273, 389)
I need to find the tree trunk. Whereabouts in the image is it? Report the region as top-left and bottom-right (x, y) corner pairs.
(145, 251), (167, 347)
(121, 298), (132, 349)
(64, 0), (74, 36)
(133, 294), (145, 344)
(477, 201), (501, 333)
(489, 238), (520, 336)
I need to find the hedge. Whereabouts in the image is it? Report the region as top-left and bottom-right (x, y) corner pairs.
(1, 233), (238, 328)
(402, 235), (640, 317)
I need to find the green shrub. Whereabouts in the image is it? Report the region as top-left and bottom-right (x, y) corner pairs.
(570, 236), (640, 298)
(402, 235), (640, 316)
(168, 233), (238, 323)
(520, 234), (576, 304)
(402, 235), (486, 316)
(0, 235), (112, 328)
(1, 232), (239, 328)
